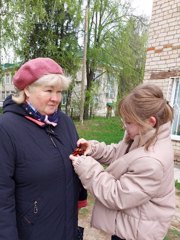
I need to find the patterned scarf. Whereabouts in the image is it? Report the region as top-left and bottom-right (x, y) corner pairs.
(23, 102), (58, 127)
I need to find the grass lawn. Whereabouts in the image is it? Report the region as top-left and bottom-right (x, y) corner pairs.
(75, 116), (124, 144)
(75, 116), (180, 240)
(164, 228), (180, 240)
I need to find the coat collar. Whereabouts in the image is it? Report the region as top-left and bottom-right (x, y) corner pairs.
(129, 122), (172, 151)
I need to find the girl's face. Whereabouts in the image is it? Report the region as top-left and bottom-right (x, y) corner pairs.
(25, 83), (62, 115)
(123, 120), (140, 140)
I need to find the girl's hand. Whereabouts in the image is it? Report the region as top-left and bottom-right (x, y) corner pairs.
(77, 138), (91, 155)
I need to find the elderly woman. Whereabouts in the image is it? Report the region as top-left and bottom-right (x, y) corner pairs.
(0, 58), (87, 240)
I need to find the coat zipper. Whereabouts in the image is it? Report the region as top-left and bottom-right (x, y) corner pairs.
(47, 125), (57, 147)
(49, 135), (57, 147)
(34, 200), (38, 214)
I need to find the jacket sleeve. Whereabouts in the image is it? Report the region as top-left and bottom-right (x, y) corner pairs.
(88, 139), (128, 165)
(0, 127), (19, 240)
(73, 155), (163, 210)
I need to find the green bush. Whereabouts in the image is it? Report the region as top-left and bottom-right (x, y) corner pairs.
(175, 179), (180, 190)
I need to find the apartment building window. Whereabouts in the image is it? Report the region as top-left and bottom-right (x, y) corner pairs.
(1, 91), (10, 99)
(169, 77), (180, 140)
(61, 92), (67, 105)
(106, 83), (115, 99)
(4, 73), (11, 84)
(2, 91), (5, 99)
(94, 70), (102, 81)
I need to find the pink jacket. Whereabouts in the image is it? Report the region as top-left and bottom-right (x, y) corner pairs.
(73, 122), (175, 240)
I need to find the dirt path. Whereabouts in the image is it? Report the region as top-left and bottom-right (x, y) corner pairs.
(78, 198), (110, 240)
(78, 194), (110, 240)
(171, 190), (180, 229)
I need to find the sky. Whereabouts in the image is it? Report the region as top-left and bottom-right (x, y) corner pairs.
(132, 0), (153, 17)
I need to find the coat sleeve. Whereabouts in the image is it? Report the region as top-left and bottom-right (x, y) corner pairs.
(73, 155), (163, 210)
(88, 139), (128, 165)
(0, 127), (19, 239)
(78, 182), (88, 209)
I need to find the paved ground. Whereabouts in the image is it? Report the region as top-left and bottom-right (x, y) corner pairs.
(79, 165), (180, 240)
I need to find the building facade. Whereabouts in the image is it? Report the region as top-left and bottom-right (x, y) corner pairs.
(0, 63), (17, 106)
(144, 0), (180, 162)
(71, 66), (118, 118)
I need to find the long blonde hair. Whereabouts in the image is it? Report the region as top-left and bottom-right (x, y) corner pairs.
(12, 74), (71, 104)
(118, 83), (174, 150)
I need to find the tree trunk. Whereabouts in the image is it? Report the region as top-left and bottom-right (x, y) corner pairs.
(79, 1), (89, 124)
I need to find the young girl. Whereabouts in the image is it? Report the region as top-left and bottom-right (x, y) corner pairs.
(70, 83), (175, 240)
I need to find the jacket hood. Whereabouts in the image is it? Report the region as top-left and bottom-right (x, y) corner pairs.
(3, 95), (26, 117)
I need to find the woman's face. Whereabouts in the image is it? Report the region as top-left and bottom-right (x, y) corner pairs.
(25, 83), (62, 115)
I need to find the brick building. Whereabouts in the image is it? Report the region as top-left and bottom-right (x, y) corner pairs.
(144, 0), (180, 162)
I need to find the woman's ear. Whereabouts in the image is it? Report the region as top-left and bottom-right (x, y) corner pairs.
(148, 116), (157, 127)
(24, 87), (30, 98)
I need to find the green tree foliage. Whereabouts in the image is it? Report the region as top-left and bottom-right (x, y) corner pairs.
(1, 0), (84, 114)
(107, 16), (149, 99)
(1, 0), (149, 118)
(2, 0), (83, 76)
(83, 0), (149, 118)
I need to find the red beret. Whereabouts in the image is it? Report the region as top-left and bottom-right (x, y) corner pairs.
(13, 57), (64, 90)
